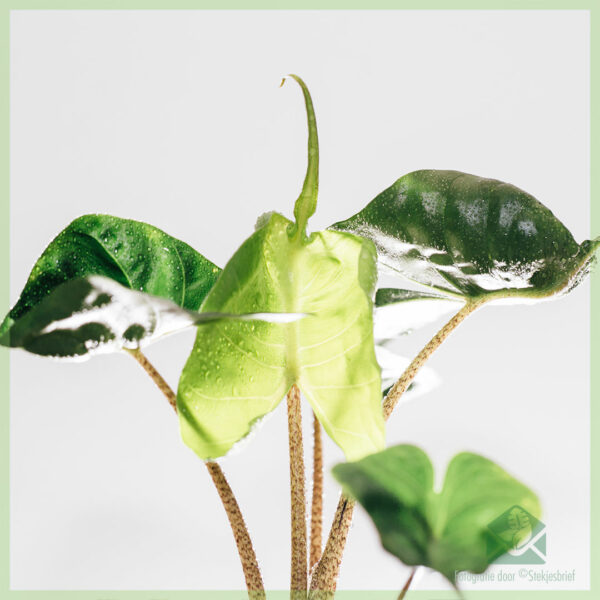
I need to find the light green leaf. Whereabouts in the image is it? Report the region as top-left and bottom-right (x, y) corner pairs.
(177, 212), (385, 461)
(282, 74), (319, 239)
(1, 214), (221, 348)
(332, 170), (599, 302)
(333, 444), (541, 583)
(1, 275), (302, 359)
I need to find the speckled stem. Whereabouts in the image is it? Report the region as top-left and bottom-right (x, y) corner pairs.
(309, 299), (486, 595)
(205, 462), (266, 598)
(127, 349), (265, 599)
(309, 412), (324, 571)
(287, 384), (308, 598)
(128, 348), (177, 409)
(383, 298), (485, 419)
(308, 495), (355, 600)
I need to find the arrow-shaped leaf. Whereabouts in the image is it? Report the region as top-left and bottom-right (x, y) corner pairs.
(1, 214), (221, 349)
(1, 275), (302, 359)
(177, 76), (385, 462)
(332, 170), (599, 302)
(333, 444), (541, 583)
(177, 212), (385, 461)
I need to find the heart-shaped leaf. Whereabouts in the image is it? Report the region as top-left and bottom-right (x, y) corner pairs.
(1, 275), (302, 359)
(333, 444), (541, 583)
(332, 170), (599, 301)
(1, 214), (221, 346)
(177, 213), (385, 461)
(178, 75), (385, 462)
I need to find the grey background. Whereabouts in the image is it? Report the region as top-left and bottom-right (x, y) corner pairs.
(9, 10), (590, 591)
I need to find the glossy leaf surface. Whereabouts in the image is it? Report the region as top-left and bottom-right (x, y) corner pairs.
(333, 444), (541, 583)
(332, 170), (599, 301)
(178, 212), (385, 461)
(1, 214), (221, 344)
(0, 276), (301, 359)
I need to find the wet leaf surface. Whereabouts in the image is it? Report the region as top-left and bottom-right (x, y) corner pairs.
(332, 170), (599, 301)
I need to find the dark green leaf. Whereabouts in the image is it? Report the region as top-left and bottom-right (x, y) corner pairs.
(332, 170), (599, 301)
(1, 214), (221, 343)
(333, 444), (541, 583)
(1, 275), (302, 359)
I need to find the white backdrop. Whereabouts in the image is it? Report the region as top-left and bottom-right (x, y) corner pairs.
(9, 9), (590, 592)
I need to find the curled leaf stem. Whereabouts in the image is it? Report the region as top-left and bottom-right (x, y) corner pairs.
(281, 74), (319, 239)
(309, 298), (487, 595)
(127, 348), (265, 599)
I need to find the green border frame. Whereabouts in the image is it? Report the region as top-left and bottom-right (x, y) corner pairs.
(0, 2), (597, 599)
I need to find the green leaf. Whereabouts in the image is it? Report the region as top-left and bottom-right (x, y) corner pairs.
(282, 74), (319, 239)
(332, 170), (599, 301)
(177, 212), (385, 461)
(0, 275), (303, 359)
(374, 288), (462, 341)
(333, 444), (541, 583)
(1, 214), (221, 343)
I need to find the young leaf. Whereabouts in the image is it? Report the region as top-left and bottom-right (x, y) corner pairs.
(1, 214), (221, 342)
(0, 275), (302, 359)
(332, 170), (599, 301)
(282, 74), (319, 239)
(177, 212), (385, 461)
(374, 288), (462, 341)
(333, 444), (541, 583)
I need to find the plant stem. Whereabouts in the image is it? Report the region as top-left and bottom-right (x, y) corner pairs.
(127, 348), (265, 599)
(287, 384), (308, 598)
(309, 412), (324, 571)
(383, 298), (485, 419)
(308, 495), (355, 600)
(309, 299), (486, 595)
(205, 462), (266, 599)
(129, 348), (177, 410)
(398, 568), (417, 600)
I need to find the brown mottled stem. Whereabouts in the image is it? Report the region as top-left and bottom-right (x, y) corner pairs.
(383, 298), (486, 419)
(205, 462), (266, 599)
(398, 568), (417, 600)
(308, 495), (355, 600)
(127, 348), (265, 599)
(309, 412), (324, 571)
(129, 348), (177, 410)
(287, 384), (308, 598)
(309, 299), (486, 596)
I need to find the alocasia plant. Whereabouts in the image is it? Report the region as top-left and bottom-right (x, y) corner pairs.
(2, 75), (595, 600)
